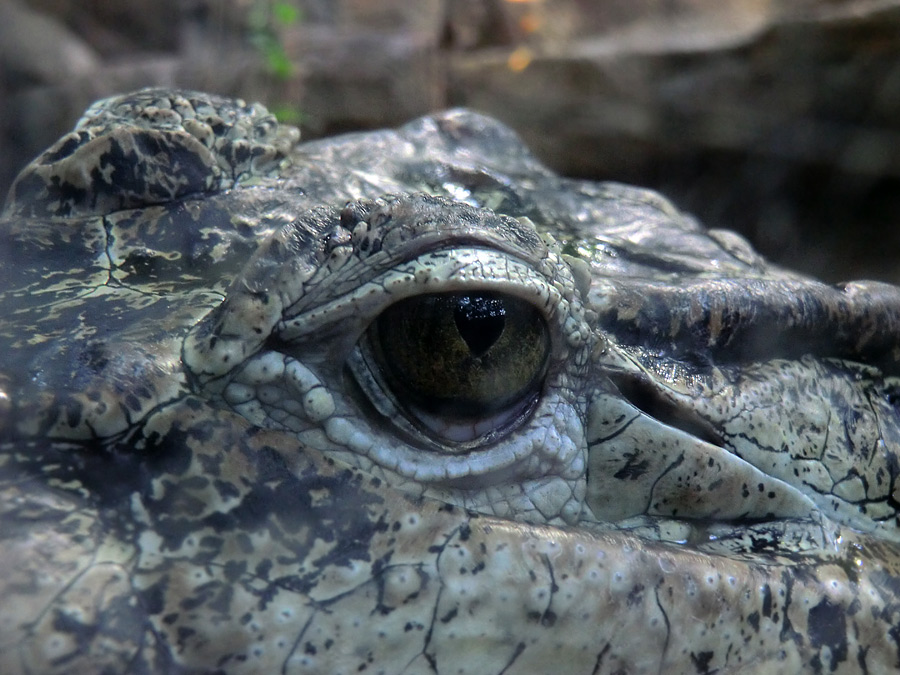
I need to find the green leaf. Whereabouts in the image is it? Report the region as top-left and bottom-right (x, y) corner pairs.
(273, 2), (300, 26)
(270, 103), (304, 125)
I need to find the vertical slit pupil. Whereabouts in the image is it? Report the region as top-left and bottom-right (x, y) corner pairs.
(453, 294), (506, 357)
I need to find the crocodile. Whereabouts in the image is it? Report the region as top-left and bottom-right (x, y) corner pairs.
(1, 88), (899, 674)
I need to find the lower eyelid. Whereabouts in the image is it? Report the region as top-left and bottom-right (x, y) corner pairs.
(406, 398), (534, 443)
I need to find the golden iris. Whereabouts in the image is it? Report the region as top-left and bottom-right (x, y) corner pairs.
(370, 291), (550, 418)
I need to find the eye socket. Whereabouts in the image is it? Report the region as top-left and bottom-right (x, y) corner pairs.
(367, 291), (550, 438)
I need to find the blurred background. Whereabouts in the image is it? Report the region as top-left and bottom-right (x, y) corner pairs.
(3, 0), (900, 283)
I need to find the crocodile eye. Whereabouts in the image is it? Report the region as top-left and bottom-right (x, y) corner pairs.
(368, 291), (550, 441)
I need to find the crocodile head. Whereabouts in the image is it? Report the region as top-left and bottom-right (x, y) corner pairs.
(1, 88), (899, 674)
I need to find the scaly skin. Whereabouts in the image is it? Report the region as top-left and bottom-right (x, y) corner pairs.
(1, 88), (900, 673)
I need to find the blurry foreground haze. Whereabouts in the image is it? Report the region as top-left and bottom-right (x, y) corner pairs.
(3, 0), (900, 283)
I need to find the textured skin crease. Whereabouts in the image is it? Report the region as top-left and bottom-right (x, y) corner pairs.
(1, 88), (900, 674)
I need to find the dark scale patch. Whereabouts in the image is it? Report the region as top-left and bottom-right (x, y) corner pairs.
(747, 611), (760, 632)
(201, 478), (310, 535)
(153, 516), (204, 552)
(614, 451), (651, 480)
(690, 650), (715, 674)
(255, 559), (273, 579)
(46, 173), (90, 218)
(208, 584), (235, 615)
(307, 514), (382, 574)
(233, 532), (254, 554)
(179, 581), (223, 612)
(183, 397), (204, 411)
(748, 533), (779, 554)
(64, 398), (85, 429)
(252, 444), (294, 483)
(197, 450), (225, 478)
(100, 592), (151, 643)
(626, 584), (645, 607)
(224, 559), (248, 583)
(808, 597), (849, 670)
(139, 578), (168, 615)
(93, 137), (148, 203)
(761, 584), (773, 618)
(180, 475), (212, 491)
(122, 132), (213, 206)
(76, 341), (113, 375)
(213, 478), (241, 501)
(233, 143), (251, 165)
(140, 425), (196, 478)
(176, 626), (197, 647)
(42, 131), (92, 163)
(249, 580), (281, 611)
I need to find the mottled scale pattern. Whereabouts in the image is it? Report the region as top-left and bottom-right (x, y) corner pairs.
(2, 88), (900, 674)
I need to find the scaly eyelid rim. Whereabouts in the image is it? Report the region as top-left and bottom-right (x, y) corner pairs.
(274, 247), (565, 349)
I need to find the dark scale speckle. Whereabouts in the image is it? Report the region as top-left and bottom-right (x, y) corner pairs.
(761, 585), (773, 618)
(690, 650), (715, 674)
(176, 626), (197, 646)
(747, 611), (760, 632)
(807, 597), (848, 669)
(43, 132), (91, 163)
(140, 579), (168, 615)
(626, 584), (645, 607)
(224, 559), (247, 583)
(208, 584), (235, 615)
